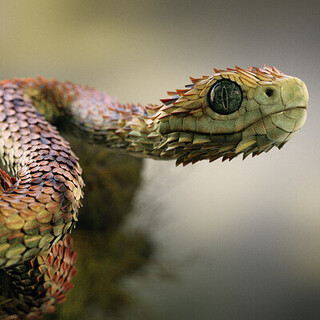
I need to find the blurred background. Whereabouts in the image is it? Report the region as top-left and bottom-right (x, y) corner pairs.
(1, 0), (320, 319)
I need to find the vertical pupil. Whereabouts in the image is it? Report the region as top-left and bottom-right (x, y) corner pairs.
(208, 79), (243, 115)
(221, 86), (228, 111)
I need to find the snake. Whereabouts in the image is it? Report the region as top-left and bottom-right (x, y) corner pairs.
(0, 65), (308, 319)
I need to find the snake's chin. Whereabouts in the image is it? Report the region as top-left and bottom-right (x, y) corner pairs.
(266, 106), (307, 145)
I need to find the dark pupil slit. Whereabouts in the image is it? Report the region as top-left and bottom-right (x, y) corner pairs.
(265, 88), (273, 97)
(221, 86), (228, 110)
(208, 79), (242, 115)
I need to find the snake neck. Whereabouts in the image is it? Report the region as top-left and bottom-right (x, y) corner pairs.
(12, 78), (176, 160)
(12, 78), (245, 164)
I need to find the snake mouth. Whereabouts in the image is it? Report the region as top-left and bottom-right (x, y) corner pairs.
(269, 106), (307, 133)
(287, 106), (307, 109)
(230, 105), (308, 139)
(177, 105), (308, 141)
(243, 105), (307, 135)
(158, 104), (307, 150)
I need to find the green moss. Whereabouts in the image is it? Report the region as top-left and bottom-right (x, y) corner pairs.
(45, 230), (152, 320)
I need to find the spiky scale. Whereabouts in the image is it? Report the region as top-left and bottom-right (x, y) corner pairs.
(235, 137), (257, 154)
(193, 134), (211, 144)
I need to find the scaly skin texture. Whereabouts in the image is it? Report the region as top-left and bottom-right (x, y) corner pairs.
(0, 66), (308, 319)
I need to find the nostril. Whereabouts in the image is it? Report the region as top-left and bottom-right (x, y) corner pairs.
(265, 88), (274, 97)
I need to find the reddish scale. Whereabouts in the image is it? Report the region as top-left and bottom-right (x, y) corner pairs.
(0, 170), (17, 192)
(2, 236), (77, 320)
(0, 81), (84, 318)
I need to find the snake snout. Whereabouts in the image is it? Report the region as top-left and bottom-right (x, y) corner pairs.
(281, 77), (309, 109)
(281, 77), (308, 134)
(265, 77), (308, 145)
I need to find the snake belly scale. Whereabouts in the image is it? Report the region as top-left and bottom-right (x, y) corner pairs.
(0, 66), (308, 319)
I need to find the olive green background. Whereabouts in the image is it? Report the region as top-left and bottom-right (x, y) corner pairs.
(1, 1), (319, 319)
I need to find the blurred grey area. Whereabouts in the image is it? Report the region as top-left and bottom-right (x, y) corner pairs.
(1, 0), (320, 319)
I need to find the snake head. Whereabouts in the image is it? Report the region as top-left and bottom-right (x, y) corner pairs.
(152, 66), (308, 165)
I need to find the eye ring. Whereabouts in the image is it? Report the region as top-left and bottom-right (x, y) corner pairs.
(208, 79), (243, 115)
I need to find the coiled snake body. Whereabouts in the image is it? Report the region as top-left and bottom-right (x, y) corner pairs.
(0, 66), (308, 319)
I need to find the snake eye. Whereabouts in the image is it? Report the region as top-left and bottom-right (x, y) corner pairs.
(208, 80), (242, 115)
